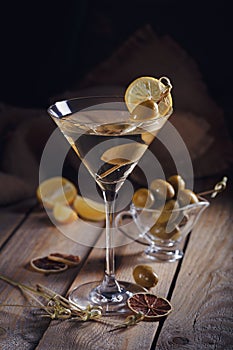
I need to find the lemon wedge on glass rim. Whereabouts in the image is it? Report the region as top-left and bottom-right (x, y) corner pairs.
(124, 76), (173, 120)
(36, 177), (77, 209)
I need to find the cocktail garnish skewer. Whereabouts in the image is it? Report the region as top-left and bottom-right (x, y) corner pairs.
(197, 176), (227, 198)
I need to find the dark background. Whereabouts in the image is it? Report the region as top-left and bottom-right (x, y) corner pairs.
(0, 0), (232, 134)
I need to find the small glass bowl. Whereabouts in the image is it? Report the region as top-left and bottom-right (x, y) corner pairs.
(116, 197), (209, 262)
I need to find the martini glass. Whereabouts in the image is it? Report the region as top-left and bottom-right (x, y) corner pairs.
(48, 96), (172, 314)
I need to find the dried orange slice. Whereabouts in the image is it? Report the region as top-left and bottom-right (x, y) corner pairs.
(73, 195), (105, 221)
(48, 253), (81, 266)
(53, 203), (78, 224)
(127, 293), (172, 319)
(37, 177), (77, 209)
(125, 76), (172, 118)
(30, 256), (68, 273)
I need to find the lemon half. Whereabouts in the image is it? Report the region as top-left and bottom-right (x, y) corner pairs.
(53, 203), (78, 224)
(73, 195), (105, 221)
(37, 177), (77, 209)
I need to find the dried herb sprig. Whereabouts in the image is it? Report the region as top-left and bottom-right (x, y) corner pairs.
(0, 274), (102, 321)
(109, 311), (145, 332)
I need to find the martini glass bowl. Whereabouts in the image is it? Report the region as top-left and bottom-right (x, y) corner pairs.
(47, 96), (172, 314)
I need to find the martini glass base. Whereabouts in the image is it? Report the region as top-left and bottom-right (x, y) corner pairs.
(68, 281), (146, 315)
(143, 246), (183, 262)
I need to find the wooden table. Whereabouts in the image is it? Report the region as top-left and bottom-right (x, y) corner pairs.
(0, 176), (232, 350)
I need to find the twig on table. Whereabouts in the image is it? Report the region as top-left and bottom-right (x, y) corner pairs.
(109, 312), (145, 332)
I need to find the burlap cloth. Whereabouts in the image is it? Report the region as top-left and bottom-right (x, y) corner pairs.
(0, 25), (232, 206)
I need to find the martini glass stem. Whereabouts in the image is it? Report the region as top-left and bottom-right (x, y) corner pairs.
(100, 190), (122, 295)
(104, 194), (115, 276)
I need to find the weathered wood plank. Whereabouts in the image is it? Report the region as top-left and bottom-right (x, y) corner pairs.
(1, 176), (230, 350)
(0, 210), (104, 350)
(0, 211), (25, 247)
(36, 225), (181, 350)
(156, 193), (233, 350)
(0, 200), (36, 248)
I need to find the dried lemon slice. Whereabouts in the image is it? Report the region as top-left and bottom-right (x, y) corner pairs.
(73, 195), (105, 221)
(48, 253), (81, 266)
(53, 203), (78, 224)
(30, 256), (68, 273)
(125, 76), (172, 119)
(127, 293), (172, 319)
(37, 177), (77, 209)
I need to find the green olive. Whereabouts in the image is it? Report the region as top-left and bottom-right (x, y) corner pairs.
(133, 265), (158, 289)
(131, 100), (159, 121)
(168, 174), (185, 193)
(132, 188), (155, 208)
(157, 199), (180, 224)
(170, 212), (189, 228)
(177, 189), (199, 207)
(170, 229), (182, 241)
(150, 179), (175, 201)
(151, 198), (165, 210)
(149, 221), (180, 240)
(179, 214), (189, 226)
(95, 123), (132, 135)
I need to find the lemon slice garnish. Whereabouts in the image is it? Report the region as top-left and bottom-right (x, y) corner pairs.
(37, 177), (77, 209)
(73, 195), (105, 221)
(53, 203), (78, 224)
(125, 76), (172, 119)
